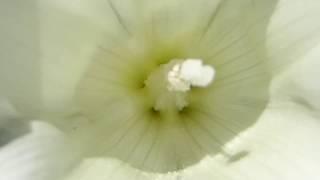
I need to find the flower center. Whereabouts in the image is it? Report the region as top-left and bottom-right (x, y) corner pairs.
(144, 58), (215, 112)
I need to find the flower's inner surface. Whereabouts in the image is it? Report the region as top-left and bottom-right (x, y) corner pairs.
(70, 0), (275, 173)
(72, 37), (270, 173)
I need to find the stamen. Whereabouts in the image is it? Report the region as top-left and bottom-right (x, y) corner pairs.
(167, 59), (215, 92)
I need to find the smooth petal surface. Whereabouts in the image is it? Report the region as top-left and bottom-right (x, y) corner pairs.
(267, 0), (320, 73)
(0, 0), (42, 116)
(0, 100), (74, 180)
(38, 0), (124, 114)
(0, 121), (68, 180)
(182, 103), (320, 180)
(0, 0), (119, 116)
(272, 42), (320, 111)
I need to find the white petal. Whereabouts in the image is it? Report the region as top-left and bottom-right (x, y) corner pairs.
(63, 158), (150, 180)
(0, 121), (69, 180)
(38, 0), (115, 114)
(55, 0), (282, 179)
(0, 1), (43, 115)
(1, 0), (317, 180)
(271, 42), (320, 110)
(0, 0), (124, 115)
(182, 103), (320, 180)
(267, 0), (320, 73)
(63, 100), (320, 180)
(182, 19), (320, 180)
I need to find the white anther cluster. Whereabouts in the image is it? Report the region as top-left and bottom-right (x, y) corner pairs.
(167, 59), (215, 92)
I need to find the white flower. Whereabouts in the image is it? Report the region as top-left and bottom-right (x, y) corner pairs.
(1, 0), (320, 180)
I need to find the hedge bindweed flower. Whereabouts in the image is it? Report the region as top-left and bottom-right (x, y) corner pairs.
(1, 0), (320, 180)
